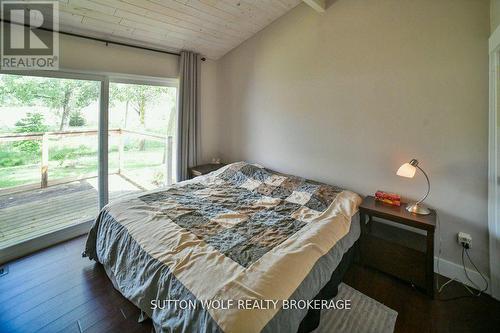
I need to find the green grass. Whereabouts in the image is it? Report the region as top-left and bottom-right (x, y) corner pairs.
(0, 147), (38, 167)
(0, 165), (40, 188)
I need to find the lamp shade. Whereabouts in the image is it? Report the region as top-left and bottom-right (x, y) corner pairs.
(397, 163), (416, 178)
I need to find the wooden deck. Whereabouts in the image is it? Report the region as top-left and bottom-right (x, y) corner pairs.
(0, 174), (142, 250)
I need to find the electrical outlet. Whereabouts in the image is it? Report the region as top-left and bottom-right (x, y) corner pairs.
(458, 232), (472, 249)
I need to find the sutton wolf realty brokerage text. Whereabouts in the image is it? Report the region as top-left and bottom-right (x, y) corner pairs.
(151, 299), (352, 311)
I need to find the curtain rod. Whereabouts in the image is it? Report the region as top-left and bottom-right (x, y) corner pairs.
(0, 19), (207, 61)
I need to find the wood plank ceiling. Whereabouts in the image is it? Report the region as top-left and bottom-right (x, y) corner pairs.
(41, 0), (302, 59)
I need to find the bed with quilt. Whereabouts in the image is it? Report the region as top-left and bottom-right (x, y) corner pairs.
(84, 161), (362, 333)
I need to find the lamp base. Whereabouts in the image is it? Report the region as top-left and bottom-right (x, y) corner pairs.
(406, 203), (431, 215)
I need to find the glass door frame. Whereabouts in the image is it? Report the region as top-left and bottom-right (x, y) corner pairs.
(107, 74), (179, 194)
(488, 25), (500, 300)
(0, 69), (106, 263)
(0, 69), (178, 263)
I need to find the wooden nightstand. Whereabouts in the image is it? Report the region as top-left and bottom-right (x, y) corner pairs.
(188, 163), (226, 179)
(359, 196), (436, 298)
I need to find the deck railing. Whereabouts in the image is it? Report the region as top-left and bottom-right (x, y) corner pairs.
(0, 128), (173, 193)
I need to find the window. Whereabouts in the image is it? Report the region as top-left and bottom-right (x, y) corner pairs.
(108, 81), (177, 199)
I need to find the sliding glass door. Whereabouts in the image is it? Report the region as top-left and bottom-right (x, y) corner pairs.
(0, 71), (177, 262)
(0, 72), (102, 255)
(107, 80), (177, 203)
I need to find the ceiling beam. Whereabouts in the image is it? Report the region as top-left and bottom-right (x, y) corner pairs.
(302, 0), (326, 13)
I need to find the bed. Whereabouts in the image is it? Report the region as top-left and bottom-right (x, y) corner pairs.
(84, 161), (362, 333)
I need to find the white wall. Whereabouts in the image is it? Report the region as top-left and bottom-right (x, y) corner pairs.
(200, 59), (220, 163)
(59, 34), (179, 78)
(215, 0), (491, 275)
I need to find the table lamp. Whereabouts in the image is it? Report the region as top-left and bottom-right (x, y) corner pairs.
(396, 159), (431, 215)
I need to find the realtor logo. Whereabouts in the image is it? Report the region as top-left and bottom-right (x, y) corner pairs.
(1, 0), (59, 70)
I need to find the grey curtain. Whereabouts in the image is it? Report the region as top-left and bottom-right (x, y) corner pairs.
(177, 51), (201, 181)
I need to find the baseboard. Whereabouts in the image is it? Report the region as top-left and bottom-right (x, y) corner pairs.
(434, 256), (491, 296)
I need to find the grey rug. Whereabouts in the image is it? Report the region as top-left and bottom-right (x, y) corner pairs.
(315, 283), (398, 333)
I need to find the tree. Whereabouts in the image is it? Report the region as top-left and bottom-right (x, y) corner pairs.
(0, 75), (99, 130)
(111, 84), (165, 150)
(33, 78), (98, 130)
(162, 88), (177, 137)
(14, 112), (48, 153)
(69, 110), (86, 127)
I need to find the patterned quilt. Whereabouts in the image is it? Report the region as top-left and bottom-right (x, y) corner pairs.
(85, 162), (361, 333)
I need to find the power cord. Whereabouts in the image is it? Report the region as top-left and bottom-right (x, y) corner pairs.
(435, 211), (489, 301)
(463, 246), (489, 295)
(435, 213), (473, 295)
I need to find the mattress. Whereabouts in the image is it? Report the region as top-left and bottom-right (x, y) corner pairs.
(85, 162), (362, 333)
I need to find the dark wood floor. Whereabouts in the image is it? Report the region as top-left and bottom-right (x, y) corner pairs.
(0, 236), (499, 333)
(344, 265), (500, 332)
